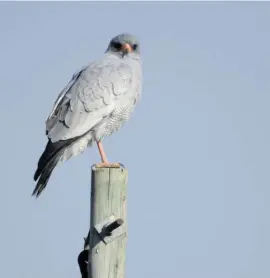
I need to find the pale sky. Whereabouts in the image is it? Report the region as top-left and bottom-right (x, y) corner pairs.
(1, 2), (270, 278)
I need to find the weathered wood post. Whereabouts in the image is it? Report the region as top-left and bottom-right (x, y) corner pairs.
(86, 166), (128, 278)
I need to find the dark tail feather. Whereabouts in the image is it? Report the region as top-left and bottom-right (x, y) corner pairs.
(33, 138), (77, 197)
(32, 156), (60, 197)
(34, 140), (70, 181)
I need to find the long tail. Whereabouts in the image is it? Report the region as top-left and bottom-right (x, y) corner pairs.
(32, 138), (76, 197)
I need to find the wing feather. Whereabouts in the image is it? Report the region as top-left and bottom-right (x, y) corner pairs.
(46, 56), (135, 142)
(45, 65), (87, 133)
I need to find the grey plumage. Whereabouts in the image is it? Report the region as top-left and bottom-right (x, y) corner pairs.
(33, 33), (142, 197)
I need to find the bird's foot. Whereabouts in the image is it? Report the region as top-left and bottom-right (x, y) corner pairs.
(95, 162), (122, 168)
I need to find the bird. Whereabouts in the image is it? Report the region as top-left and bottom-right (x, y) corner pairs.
(32, 33), (142, 197)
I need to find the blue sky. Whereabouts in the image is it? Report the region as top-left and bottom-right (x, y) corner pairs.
(0, 2), (270, 278)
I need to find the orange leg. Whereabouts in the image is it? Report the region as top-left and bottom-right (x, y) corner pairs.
(95, 141), (121, 168)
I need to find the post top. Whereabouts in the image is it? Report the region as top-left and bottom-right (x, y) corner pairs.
(91, 163), (127, 172)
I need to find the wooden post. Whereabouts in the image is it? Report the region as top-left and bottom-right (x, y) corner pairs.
(88, 167), (128, 278)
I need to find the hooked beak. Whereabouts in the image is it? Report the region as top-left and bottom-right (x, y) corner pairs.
(121, 43), (132, 55)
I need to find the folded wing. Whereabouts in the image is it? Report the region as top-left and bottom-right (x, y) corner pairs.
(46, 58), (134, 143)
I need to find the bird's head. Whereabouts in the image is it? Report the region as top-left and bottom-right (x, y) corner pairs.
(106, 33), (140, 57)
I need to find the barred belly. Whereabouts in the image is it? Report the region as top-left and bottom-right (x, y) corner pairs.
(93, 99), (136, 142)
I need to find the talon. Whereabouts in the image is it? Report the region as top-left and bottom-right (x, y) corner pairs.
(119, 163), (125, 168)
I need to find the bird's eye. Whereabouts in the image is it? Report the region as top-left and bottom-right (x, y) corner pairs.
(133, 44), (138, 50)
(112, 42), (122, 50)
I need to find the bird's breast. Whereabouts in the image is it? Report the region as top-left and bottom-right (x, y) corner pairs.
(93, 98), (137, 141)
